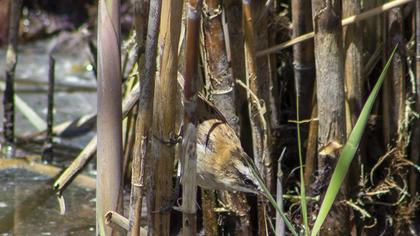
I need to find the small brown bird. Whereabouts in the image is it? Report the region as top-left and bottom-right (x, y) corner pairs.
(195, 96), (263, 194)
(176, 74), (263, 195)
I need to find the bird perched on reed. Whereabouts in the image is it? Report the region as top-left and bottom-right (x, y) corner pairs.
(156, 76), (264, 213)
(194, 95), (264, 195)
(174, 74), (264, 195)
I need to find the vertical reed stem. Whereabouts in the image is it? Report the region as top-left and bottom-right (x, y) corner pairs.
(410, 0), (420, 198)
(311, 0), (349, 234)
(182, 1), (202, 235)
(3, 0), (22, 145)
(97, 0), (123, 234)
(129, 1), (161, 235)
(43, 55), (55, 163)
(149, 1), (183, 234)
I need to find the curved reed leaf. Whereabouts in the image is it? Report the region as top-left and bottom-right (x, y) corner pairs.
(310, 45), (398, 236)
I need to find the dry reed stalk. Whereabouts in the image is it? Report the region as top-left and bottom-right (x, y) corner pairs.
(106, 210), (148, 235)
(216, 2), (254, 234)
(257, 0), (415, 57)
(243, 1), (269, 234)
(343, 0), (364, 232)
(24, 113), (96, 140)
(105, 211), (129, 232)
(0, 158), (95, 189)
(251, 2), (279, 234)
(410, 0), (420, 199)
(97, 0), (123, 234)
(149, 0), (183, 234)
(311, 0), (349, 234)
(132, 0), (149, 50)
(384, 8), (410, 234)
(292, 0), (316, 140)
(275, 148), (286, 236)
(253, 0), (274, 192)
(202, 0), (238, 129)
(201, 189), (218, 235)
(181, 0), (202, 235)
(42, 55), (55, 163)
(180, 124), (198, 235)
(54, 84), (140, 194)
(3, 0), (22, 144)
(202, 0), (248, 234)
(221, 4), (255, 233)
(382, 8), (406, 146)
(128, 1), (161, 235)
(224, 0), (246, 113)
(304, 95), (317, 189)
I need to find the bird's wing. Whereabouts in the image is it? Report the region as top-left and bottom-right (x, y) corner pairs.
(196, 94), (228, 124)
(177, 71), (228, 124)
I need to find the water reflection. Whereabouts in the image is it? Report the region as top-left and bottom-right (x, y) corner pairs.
(0, 169), (95, 235)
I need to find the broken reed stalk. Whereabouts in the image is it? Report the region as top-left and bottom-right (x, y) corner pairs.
(105, 211), (148, 235)
(129, 1), (161, 235)
(149, 0), (183, 234)
(256, 0), (414, 57)
(181, 1), (202, 235)
(0, 158), (95, 189)
(105, 211), (129, 231)
(275, 148), (285, 236)
(3, 0), (22, 144)
(311, 0), (348, 234)
(97, 0), (123, 234)
(42, 55), (55, 163)
(53, 84), (139, 194)
(14, 94), (47, 131)
(54, 136), (96, 193)
(23, 113), (96, 140)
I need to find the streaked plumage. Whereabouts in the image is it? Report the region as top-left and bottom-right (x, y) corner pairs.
(177, 74), (263, 194)
(195, 96), (263, 194)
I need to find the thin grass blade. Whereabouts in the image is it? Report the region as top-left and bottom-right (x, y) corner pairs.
(250, 165), (298, 236)
(296, 88), (309, 235)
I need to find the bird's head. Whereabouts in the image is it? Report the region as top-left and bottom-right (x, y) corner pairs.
(223, 147), (264, 195)
(196, 118), (265, 195)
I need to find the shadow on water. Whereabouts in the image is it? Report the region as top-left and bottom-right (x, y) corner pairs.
(0, 168), (95, 235)
(0, 177), (55, 233)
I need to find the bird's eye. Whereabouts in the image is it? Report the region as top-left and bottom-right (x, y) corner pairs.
(243, 178), (255, 187)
